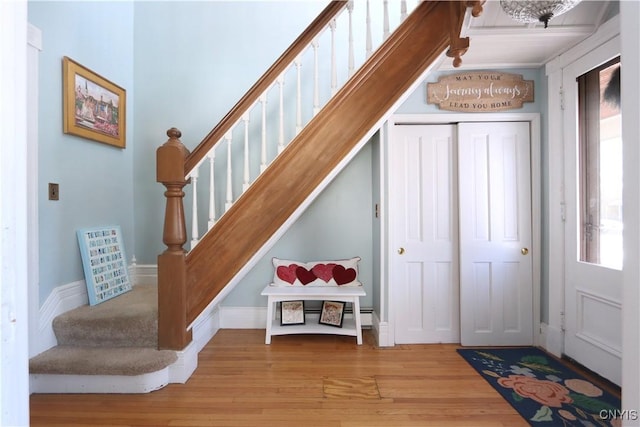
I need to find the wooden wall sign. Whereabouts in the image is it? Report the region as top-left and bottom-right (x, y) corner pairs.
(427, 72), (534, 112)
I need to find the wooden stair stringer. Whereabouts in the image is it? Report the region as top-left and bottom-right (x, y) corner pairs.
(185, 1), (455, 325)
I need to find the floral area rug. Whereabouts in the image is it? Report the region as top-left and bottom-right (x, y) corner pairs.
(457, 347), (621, 426)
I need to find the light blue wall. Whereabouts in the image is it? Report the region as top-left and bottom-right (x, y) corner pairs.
(29, 1), (135, 305)
(132, 1), (326, 265)
(223, 144), (374, 307)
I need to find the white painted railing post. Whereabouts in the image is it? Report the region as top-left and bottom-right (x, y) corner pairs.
(312, 39), (320, 116)
(384, 0), (390, 40)
(260, 94), (268, 172)
(347, 1), (355, 77)
(242, 112), (251, 192)
(208, 152), (216, 229)
(225, 132), (233, 212)
(190, 168), (199, 250)
(295, 57), (303, 135)
(330, 18), (337, 96)
(277, 75), (286, 152)
(366, 0), (372, 59)
(401, 0), (408, 21)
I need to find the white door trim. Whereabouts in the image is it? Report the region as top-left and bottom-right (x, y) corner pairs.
(27, 23), (43, 357)
(384, 112), (542, 347)
(1, 2), (30, 423)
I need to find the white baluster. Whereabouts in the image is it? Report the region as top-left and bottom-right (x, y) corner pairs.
(190, 168), (199, 249)
(295, 57), (303, 135)
(330, 19), (337, 96)
(383, 0), (390, 40)
(366, 0), (372, 59)
(242, 112), (250, 192)
(277, 75), (286, 152)
(401, 0), (408, 21)
(208, 152), (216, 229)
(312, 39), (320, 117)
(225, 131), (233, 212)
(260, 94), (268, 172)
(347, 1), (355, 77)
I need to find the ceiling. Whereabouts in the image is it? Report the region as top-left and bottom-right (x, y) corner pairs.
(437, 0), (617, 70)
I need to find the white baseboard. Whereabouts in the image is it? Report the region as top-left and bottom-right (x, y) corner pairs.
(191, 304), (221, 353)
(169, 342), (198, 384)
(30, 369), (172, 394)
(34, 280), (88, 356)
(372, 312), (392, 347)
(129, 263), (159, 286)
(219, 306), (269, 329)
(540, 322), (564, 358)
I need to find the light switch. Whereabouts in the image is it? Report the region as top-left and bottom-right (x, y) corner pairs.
(48, 183), (59, 200)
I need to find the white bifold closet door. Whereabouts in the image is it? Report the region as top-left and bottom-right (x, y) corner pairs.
(391, 124), (460, 344)
(391, 121), (533, 346)
(457, 121), (533, 346)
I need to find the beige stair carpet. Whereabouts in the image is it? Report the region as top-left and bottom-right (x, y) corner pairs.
(30, 284), (177, 376)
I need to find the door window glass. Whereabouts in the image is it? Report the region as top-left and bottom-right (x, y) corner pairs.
(577, 57), (622, 269)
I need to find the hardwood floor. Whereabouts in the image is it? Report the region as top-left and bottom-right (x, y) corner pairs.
(30, 329), (617, 427)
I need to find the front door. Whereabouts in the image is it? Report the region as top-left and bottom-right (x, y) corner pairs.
(563, 51), (622, 385)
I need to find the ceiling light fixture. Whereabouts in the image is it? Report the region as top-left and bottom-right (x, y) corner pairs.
(499, 0), (582, 28)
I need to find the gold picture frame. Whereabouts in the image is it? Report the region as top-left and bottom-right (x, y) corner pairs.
(63, 56), (126, 148)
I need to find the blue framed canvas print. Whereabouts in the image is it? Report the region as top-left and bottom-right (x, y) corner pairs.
(77, 225), (132, 305)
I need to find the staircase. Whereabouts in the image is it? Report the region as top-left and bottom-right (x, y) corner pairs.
(29, 284), (185, 393)
(157, 0), (484, 350)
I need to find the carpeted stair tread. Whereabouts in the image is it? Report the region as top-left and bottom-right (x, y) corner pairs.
(29, 346), (177, 376)
(53, 284), (157, 348)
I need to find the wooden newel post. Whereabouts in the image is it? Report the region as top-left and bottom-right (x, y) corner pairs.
(157, 128), (193, 350)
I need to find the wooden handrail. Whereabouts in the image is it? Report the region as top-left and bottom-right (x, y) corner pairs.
(184, 1), (348, 173)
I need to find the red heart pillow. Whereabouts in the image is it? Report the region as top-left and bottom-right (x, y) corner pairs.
(296, 266), (317, 285)
(276, 264), (299, 285)
(311, 263), (337, 282)
(332, 265), (357, 285)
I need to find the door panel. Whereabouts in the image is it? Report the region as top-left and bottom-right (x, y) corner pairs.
(391, 124), (459, 344)
(458, 122), (533, 346)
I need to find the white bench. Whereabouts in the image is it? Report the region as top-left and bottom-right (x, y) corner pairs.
(261, 285), (366, 345)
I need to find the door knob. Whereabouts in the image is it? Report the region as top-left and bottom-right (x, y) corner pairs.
(521, 248), (529, 255)
(398, 247), (405, 255)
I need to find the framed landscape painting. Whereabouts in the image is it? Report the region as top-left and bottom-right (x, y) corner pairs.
(63, 56), (126, 148)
